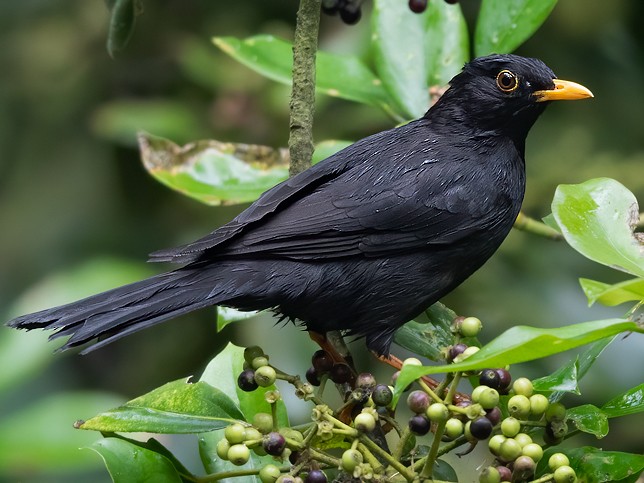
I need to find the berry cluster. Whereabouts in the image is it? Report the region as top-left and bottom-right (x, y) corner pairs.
(306, 349), (356, 386)
(321, 0), (363, 25)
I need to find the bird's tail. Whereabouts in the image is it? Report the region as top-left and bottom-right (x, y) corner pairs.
(6, 264), (229, 353)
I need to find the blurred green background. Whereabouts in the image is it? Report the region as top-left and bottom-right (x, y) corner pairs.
(0, 1), (642, 481)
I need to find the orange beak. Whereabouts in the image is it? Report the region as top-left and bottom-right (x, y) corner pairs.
(534, 79), (594, 102)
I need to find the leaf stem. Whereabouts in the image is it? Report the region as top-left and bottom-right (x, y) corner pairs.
(514, 211), (563, 240)
(358, 434), (416, 482)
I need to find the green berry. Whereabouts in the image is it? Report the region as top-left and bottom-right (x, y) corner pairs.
(548, 452), (570, 471)
(402, 357), (422, 367)
(341, 448), (363, 472)
(498, 438), (522, 463)
(522, 443), (543, 462)
(514, 432), (532, 447)
(529, 394), (549, 417)
(244, 427), (262, 443)
(227, 444), (250, 466)
(354, 412), (377, 432)
(216, 438), (230, 460)
(546, 402), (567, 422)
(471, 385), (488, 402)
(251, 356), (270, 370)
(512, 377), (533, 397)
(225, 423), (247, 444)
(488, 434), (506, 456)
(478, 388), (500, 410)
(501, 417), (520, 438)
(507, 394), (531, 419)
(460, 316), (483, 337)
(426, 403), (449, 423)
(553, 465), (577, 483)
(479, 466), (501, 483)
(444, 418), (464, 440)
(253, 413), (274, 434)
(255, 365), (277, 387)
(259, 464), (282, 483)
(244, 346), (265, 363)
(460, 346), (480, 359)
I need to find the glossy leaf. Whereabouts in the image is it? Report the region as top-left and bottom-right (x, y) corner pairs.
(394, 302), (456, 361)
(548, 336), (615, 402)
(216, 307), (261, 331)
(567, 404), (609, 438)
(88, 437), (183, 483)
(393, 319), (640, 405)
(138, 132), (289, 206)
(532, 356), (579, 394)
(552, 178), (644, 277)
(0, 392), (124, 472)
(539, 447), (644, 482)
(198, 343), (288, 479)
(580, 277), (644, 307)
(424, 1), (469, 86)
(474, 0), (558, 56)
(602, 383), (644, 418)
(213, 35), (394, 111)
(106, 0), (143, 58)
(79, 379), (244, 433)
(371, 0), (430, 119)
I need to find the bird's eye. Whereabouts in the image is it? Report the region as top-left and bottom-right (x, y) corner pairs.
(496, 70), (519, 93)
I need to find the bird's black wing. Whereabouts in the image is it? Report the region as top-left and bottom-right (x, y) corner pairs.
(150, 120), (515, 263)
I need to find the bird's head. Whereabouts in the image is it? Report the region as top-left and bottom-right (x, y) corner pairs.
(428, 54), (593, 145)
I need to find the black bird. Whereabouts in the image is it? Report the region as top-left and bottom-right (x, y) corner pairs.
(7, 55), (592, 356)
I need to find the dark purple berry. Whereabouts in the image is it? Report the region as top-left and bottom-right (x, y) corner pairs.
(237, 369), (258, 392)
(372, 384), (393, 407)
(448, 343), (467, 362)
(330, 363), (353, 384)
(339, 5), (361, 25)
(321, 0), (340, 16)
(469, 416), (493, 440)
(408, 414), (431, 436)
(479, 369), (502, 390)
(263, 432), (286, 456)
(495, 368), (512, 391)
(497, 466), (512, 481)
(408, 0), (427, 13)
(289, 450), (301, 464)
(311, 350), (333, 374)
(485, 406), (502, 426)
(407, 390), (430, 414)
(355, 372), (377, 390)
(444, 0), (459, 4)
(305, 470), (328, 483)
(306, 367), (321, 386)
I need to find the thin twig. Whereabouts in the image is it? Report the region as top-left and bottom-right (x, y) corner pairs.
(514, 211), (563, 240)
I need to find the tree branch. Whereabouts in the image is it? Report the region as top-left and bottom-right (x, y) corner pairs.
(288, 0), (321, 177)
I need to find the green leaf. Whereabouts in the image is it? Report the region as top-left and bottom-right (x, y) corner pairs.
(474, 0), (558, 56)
(312, 140), (353, 164)
(424, 1), (469, 86)
(216, 307), (261, 331)
(548, 336), (615, 402)
(198, 343), (289, 479)
(532, 356), (579, 394)
(552, 178), (644, 277)
(106, 0), (143, 58)
(539, 447), (644, 482)
(88, 437), (183, 483)
(371, 0), (430, 119)
(602, 383), (644, 418)
(433, 458), (458, 481)
(138, 132), (289, 206)
(580, 277), (644, 307)
(567, 404), (609, 438)
(394, 302), (456, 361)
(393, 319), (641, 405)
(79, 379), (244, 433)
(213, 35), (395, 112)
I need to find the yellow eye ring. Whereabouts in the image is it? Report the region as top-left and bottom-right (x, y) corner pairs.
(496, 70), (519, 92)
